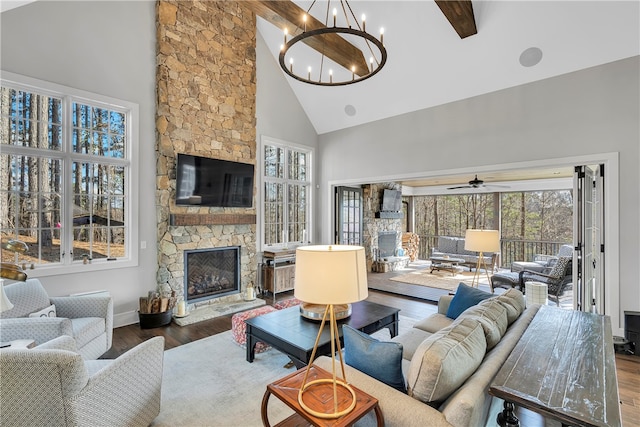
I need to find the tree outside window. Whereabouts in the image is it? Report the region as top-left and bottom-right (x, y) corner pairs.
(261, 139), (311, 249)
(0, 78), (134, 272)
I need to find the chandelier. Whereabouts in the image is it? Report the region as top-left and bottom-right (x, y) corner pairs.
(279, 0), (387, 86)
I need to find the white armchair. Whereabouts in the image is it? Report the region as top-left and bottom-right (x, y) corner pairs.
(0, 335), (164, 427)
(0, 279), (113, 359)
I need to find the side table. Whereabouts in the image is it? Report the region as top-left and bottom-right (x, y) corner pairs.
(1, 339), (36, 349)
(261, 365), (383, 426)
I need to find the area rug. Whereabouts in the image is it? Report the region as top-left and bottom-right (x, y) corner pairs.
(389, 269), (474, 290)
(151, 316), (417, 426)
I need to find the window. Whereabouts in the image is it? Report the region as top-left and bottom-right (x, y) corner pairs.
(0, 73), (138, 275)
(260, 137), (312, 250)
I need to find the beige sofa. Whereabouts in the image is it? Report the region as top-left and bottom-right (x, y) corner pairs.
(315, 289), (540, 427)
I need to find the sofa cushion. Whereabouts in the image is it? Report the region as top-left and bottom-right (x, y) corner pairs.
(494, 288), (526, 325)
(70, 317), (106, 348)
(407, 318), (487, 404)
(457, 300), (508, 350)
(413, 313), (454, 334)
(343, 325), (406, 392)
(392, 327), (433, 361)
(446, 283), (493, 319)
(437, 236), (459, 254)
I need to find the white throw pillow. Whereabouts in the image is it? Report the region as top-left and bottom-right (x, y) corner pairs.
(29, 304), (57, 318)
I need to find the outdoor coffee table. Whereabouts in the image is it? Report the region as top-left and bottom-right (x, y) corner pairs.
(245, 300), (400, 369)
(429, 256), (465, 276)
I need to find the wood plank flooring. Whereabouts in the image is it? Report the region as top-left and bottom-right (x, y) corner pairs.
(106, 284), (640, 427)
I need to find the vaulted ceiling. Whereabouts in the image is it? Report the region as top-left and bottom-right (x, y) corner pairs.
(256, 1), (640, 135)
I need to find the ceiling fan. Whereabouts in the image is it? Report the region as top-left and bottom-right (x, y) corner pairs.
(447, 175), (510, 190)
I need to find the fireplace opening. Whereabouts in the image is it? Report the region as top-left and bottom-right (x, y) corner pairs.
(184, 246), (241, 304)
(378, 232), (397, 258)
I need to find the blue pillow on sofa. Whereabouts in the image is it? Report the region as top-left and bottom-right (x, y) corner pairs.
(343, 325), (406, 393)
(446, 282), (493, 319)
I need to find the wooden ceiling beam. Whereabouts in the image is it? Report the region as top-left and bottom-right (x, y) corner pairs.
(244, 0), (369, 76)
(434, 0), (477, 39)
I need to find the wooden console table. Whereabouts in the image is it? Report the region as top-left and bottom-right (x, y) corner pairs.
(489, 305), (621, 427)
(261, 249), (296, 304)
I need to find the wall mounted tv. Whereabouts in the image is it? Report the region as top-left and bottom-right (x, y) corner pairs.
(381, 189), (402, 212)
(175, 153), (254, 208)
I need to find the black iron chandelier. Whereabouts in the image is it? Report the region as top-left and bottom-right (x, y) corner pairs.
(279, 0), (387, 87)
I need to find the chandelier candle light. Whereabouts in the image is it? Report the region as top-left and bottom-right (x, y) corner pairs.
(294, 245), (368, 418)
(464, 229), (500, 288)
(279, 1), (387, 86)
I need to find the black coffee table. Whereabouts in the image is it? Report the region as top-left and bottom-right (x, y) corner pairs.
(245, 300), (400, 369)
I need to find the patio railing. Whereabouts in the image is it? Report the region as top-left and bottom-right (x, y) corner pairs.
(416, 234), (570, 269)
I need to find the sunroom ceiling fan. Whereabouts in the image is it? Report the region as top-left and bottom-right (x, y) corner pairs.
(447, 175), (510, 190)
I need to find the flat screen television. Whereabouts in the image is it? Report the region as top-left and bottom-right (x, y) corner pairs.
(175, 153), (254, 207)
(381, 189), (402, 212)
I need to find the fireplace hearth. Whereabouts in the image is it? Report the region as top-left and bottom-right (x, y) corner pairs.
(184, 246), (241, 305)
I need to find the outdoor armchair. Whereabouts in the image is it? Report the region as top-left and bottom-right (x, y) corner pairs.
(492, 256), (573, 305)
(0, 335), (164, 427)
(520, 256), (573, 305)
(0, 278), (113, 359)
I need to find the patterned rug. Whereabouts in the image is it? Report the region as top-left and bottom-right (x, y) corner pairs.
(389, 269), (475, 290)
(151, 316), (418, 426)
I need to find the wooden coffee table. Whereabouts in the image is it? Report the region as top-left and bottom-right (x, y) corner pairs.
(245, 300), (399, 369)
(261, 364), (383, 426)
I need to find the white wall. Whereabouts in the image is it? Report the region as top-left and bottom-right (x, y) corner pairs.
(318, 56), (640, 334)
(255, 33), (320, 243)
(1, 1), (320, 327)
(1, 1), (157, 327)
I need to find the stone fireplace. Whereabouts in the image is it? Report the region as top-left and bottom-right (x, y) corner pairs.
(155, 1), (258, 310)
(377, 232), (398, 259)
(184, 247), (241, 305)
(363, 183), (408, 272)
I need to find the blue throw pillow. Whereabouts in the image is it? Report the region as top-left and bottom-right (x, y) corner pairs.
(343, 325), (406, 393)
(446, 282), (493, 319)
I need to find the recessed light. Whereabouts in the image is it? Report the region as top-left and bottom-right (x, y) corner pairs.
(519, 47), (543, 67)
(344, 105), (356, 117)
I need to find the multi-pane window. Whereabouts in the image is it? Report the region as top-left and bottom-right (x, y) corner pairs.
(0, 74), (135, 273)
(262, 138), (311, 249)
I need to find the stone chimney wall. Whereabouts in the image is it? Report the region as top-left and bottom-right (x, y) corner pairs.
(363, 183), (404, 271)
(155, 1), (257, 303)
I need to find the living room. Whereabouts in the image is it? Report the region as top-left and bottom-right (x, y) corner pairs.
(1, 1), (639, 426)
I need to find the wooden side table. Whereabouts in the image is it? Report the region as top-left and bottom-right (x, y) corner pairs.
(262, 365), (383, 427)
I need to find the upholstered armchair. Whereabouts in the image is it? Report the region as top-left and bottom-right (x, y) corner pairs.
(0, 279), (113, 359)
(0, 335), (164, 427)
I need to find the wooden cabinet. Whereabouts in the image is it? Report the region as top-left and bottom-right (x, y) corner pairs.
(261, 249), (296, 302)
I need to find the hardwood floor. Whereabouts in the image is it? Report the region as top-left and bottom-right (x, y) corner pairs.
(105, 288), (640, 426)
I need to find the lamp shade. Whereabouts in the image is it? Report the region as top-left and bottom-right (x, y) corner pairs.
(0, 280), (14, 313)
(294, 245), (368, 305)
(464, 229), (500, 253)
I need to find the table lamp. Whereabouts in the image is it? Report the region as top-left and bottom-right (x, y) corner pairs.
(464, 229), (499, 288)
(294, 245), (368, 419)
(1, 238), (29, 282)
